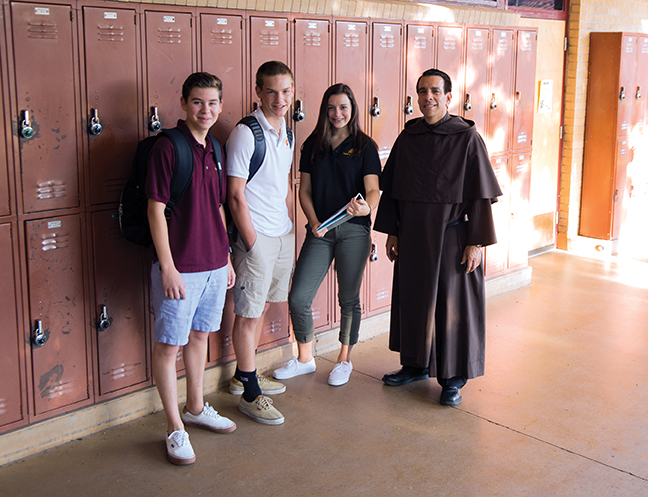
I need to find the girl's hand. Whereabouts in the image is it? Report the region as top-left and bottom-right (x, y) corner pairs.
(312, 222), (327, 237)
(347, 197), (371, 217)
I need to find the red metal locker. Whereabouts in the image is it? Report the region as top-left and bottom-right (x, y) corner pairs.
(0, 19), (10, 217)
(487, 29), (514, 155)
(249, 16), (289, 107)
(370, 23), (402, 163)
(436, 26), (464, 117)
(512, 30), (537, 151)
(91, 210), (149, 397)
(0, 223), (24, 429)
(367, 230), (392, 314)
(26, 214), (90, 415)
(405, 24), (435, 122)
(616, 35), (637, 138)
(144, 10), (194, 133)
(335, 21), (368, 130)
(294, 185), (331, 332)
(257, 302), (290, 349)
(207, 291), (235, 364)
(82, 6), (140, 206)
(484, 155), (510, 277)
(464, 28), (489, 137)
(612, 138), (631, 239)
(199, 13), (245, 144)
(11, 2), (81, 213)
(632, 36), (648, 139)
(292, 18), (331, 180)
(508, 151), (531, 269)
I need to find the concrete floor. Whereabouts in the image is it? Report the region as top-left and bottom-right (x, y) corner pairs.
(2, 250), (648, 496)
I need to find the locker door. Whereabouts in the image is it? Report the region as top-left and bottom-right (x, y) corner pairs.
(83, 6), (140, 206)
(207, 291), (235, 364)
(144, 10), (194, 132)
(612, 138), (631, 240)
(92, 210), (149, 396)
(0, 19), (10, 217)
(405, 24), (435, 123)
(484, 155), (510, 277)
(200, 14), (245, 144)
(294, 185), (330, 331)
(632, 37), (648, 138)
(616, 35), (636, 138)
(249, 16), (289, 107)
(0, 224), (23, 428)
(367, 230), (392, 313)
(436, 26), (464, 117)
(512, 30), (537, 151)
(335, 21), (368, 130)
(508, 152), (531, 269)
(257, 302), (290, 348)
(464, 28), (489, 137)
(11, 3), (80, 213)
(293, 18), (331, 180)
(488, 29), (514, 155)
(26, 215), (89, 415)
(370, 23), (402, 163)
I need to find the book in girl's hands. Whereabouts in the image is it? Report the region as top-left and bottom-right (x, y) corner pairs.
(317, 193), (364, 232)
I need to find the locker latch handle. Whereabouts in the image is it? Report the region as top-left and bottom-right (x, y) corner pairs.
(149, 106), (162, 133)
(88, 108), (103, 136)
(636, 86), (641, 100)
(20, 110), (34, 139)
(371, 97), (381, 117)
(404, 96), (414, 115)
(293, 100), (305, 122)
(619, 87), (626, 101)
(369, 243), (378, 262)
(464, 93), (472, 112)
(32, 319), (48, 348)
(490, 93), (498, 110)
(96, 305), (113, 332)
(613, 188), (620, 202)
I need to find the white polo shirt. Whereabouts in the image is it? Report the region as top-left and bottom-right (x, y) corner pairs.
(226, 108), (294, 237)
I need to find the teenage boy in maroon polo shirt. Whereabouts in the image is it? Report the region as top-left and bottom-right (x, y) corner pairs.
(146, 72), (236, 465)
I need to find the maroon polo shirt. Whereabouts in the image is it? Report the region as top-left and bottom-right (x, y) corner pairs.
(145, 120), (228, 273)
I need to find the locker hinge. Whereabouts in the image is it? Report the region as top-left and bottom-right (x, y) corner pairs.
(564, 37), (568, 51)
(190, 17), (193, 28)
(70, 10), (73, 21)
(134, 13), (137, 25)
(559, 126), (563, 139)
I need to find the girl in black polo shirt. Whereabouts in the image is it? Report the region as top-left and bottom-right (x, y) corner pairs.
(273, 83), (381, 386)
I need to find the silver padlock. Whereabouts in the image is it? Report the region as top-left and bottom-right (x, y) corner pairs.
(32, 319), (47, 347)
(464, 93), (473, 112)
(404, 96), (414, 115)
(369, 243), (378, 262)
(20, 110), (34, 139)
(293, 100), (306, 122)
(149, 106), (162, 132)
(97, 305), (112, 331)
(490, 93), (498, 110)
(88, 108), (103, 136)
(371, 97), (381, 117)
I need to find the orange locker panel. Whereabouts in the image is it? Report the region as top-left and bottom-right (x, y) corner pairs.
(612, 138), (631, 240)
(335, 21), (368, 130)
(508, 151), (531, 270)
(405, 24), (435, 123)
(26, 215), (90, 415)
(249, 16), (289, 107)
(370, 23), (402, 164)
(82, 6), (140, 206)
(485, 155), (510, 277)
(464, 28), (489, 137)
(436, 26), (464, 117)
(91, 210), (149, 396)
(512, 30), (537, 151)
(487, 29), (514, 155)
(11, 2), (80, 213)
(616, 35), (637, 138)
(144, 10), (194, 132)
(0, 223), (24, 429)
(200, 13), (245, 144)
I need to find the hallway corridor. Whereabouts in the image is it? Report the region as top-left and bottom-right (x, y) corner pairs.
(2, 251), (648, 496)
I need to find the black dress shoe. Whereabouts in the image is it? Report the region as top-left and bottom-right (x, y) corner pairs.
(382, 366), (429, 386)
(439, 386), (462, 406)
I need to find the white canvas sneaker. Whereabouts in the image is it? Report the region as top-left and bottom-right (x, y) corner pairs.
(181, 402), (236, 433)
(273, 357), (316, 380)
(166, 430), (195, 465)
(328, 361), (353, 386)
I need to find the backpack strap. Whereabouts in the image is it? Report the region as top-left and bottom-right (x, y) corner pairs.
(160, 128), (194, 219)
(238, 115), (266, 183)
(206, 133), (223, 202)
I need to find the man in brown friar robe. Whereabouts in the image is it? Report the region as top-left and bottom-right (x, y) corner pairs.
(374, 69), (502, 406)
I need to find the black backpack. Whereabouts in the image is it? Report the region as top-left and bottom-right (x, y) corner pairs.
(119, 128), (223, 247)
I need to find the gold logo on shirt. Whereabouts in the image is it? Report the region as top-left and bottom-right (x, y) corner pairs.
(343, 148), (355, 156)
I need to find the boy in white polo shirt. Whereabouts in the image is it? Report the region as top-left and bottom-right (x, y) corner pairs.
(226, 61), (295, 425)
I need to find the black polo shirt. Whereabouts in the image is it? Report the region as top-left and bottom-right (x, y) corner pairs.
(300, 134), (381, 227)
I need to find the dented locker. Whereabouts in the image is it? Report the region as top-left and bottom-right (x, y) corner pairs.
(405, 24), (435, 123)
(11, 2), (81, 213)
(487, 29), (514, 155)
(91, 210), (149, 397)
(512, 30), (537, 151)
(26, 214), (90, 415)
(436, 26), (464, 117)
(249, 16), (289, 108)
(484, 155), (510, 277)
(82, 6), (141, 206)
(144, 9), (194, 133)
(199, 13), (245, 144)
(464, 28), (489, 137)
(292, 18), (331, 180)
(0, 223), (25, 430)
(335, 20), (368, 130)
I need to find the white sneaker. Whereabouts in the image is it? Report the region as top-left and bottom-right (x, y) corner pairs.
(181, 402), (236, 434)
(166, 430), (195, 465)
(273, 357), (316, 380)
(328, 361), (353, 386)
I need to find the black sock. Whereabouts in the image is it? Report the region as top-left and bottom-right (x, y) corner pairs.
(235, 367), (262, 402)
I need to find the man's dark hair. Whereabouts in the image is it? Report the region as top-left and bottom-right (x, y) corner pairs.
(416, 69), (452, 94)
(182, 72), (223, 102)
(255, 61), (294, 89)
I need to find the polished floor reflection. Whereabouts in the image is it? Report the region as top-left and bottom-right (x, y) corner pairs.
(2, 250), (648, 496)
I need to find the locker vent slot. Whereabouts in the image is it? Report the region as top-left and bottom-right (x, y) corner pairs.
(36, 181), (66, 200)
(97, 24), (125, 42)
(379, 34), (394, 49)
(343, 33), (360, 48)
(210, 29), (233, 45)
(104, 363), (139, 381)
(520, 35), (533, 52)
(27, 22), (58, 40)
(443, 37), (457, 50)
(471, 38), (484, 51)
(104, 178), (126, 197)
(42, 380), (76, 401)
(413, 35), (427, 50)
(496, 39), (509, 52)
(41, 232), (70, 251)
(642, 40), (648, 54)
(106, 224), (122, 240)
(303, 31), (322, 47)
(158, 28), (181, 44)
(259, 31), (279, 47)
(263, 318), (283, 337)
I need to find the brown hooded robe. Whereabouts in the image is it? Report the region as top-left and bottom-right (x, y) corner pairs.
(374, 114), (502, 379)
